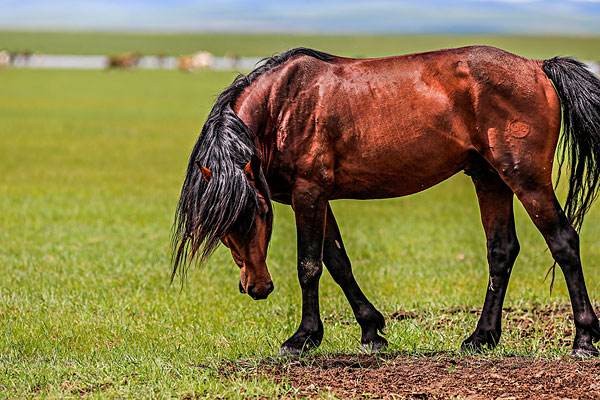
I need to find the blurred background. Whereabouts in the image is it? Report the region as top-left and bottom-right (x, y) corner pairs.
(1, 0), (600, 70)
(1, 1), (600, 397)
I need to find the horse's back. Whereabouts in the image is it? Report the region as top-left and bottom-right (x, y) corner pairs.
(312, 46), (537, 198)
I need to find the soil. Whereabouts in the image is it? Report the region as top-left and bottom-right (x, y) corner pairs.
(224, 304), (600, 399)
(264, 355), (600, 399)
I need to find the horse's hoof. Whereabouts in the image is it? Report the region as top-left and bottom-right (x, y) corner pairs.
(461, 331), (499, 353)
(361, 335), (388, 353)
(572, 342), (599, 358)
(572, 347), (599, 358)
(278, 345), (303, 357)
(278, 341), (316, 357)
(279, 329), (323, 357)
(461, 341), (485, 353)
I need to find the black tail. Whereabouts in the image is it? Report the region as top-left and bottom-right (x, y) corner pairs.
(543, 57), (600, 231)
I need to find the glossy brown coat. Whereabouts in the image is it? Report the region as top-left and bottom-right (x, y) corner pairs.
(235, 46), (558, 202)
(176, 46), (600, 357)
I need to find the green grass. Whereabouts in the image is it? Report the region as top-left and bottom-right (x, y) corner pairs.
(1, 67), (599, 398)
(2, 30), (600, 59)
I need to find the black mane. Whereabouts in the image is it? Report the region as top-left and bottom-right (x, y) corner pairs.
(171, 48), (334, 280)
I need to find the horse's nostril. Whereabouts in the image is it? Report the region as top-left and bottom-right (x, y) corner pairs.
(239, 281), (245, 294)
(247, 283), (273, 300)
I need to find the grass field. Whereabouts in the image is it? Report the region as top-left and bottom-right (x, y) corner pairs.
(1, 65), (600, 396)
(2, 30), (600, 59)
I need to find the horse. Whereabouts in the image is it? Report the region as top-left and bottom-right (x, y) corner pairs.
(172, 46), (600, 357)
(0, 50), (9, 68)
(178, 51), (215, 72)
(106, 52), (141, 70)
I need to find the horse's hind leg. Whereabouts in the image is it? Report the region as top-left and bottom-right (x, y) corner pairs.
(462, 168), (520, 351)
(323, 204), (387, 351)
(513, 184), (600, 356)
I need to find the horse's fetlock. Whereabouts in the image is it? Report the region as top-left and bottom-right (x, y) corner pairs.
(574, 312), (599, 330)
(356, 306), (383, 327)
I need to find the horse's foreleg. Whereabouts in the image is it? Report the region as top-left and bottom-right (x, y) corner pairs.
(516, 186), (600, 357)
(462, 170), (520, 352)
(280, 181), (327, 356)
(323, 204), (387, 351)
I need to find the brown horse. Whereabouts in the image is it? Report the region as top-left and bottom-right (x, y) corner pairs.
(106, 52), (141, 69)
(173, 46), (600, 357)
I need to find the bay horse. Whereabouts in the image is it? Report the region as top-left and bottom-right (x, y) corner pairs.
(172, 46), (600, 357)
(106, 52), (141, 69)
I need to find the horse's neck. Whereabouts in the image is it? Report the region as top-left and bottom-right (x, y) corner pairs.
(233, 83), (276, 172)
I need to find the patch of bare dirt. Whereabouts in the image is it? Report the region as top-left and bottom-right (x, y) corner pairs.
(221, 304), (600, 398)
(264, 354), (600, 399)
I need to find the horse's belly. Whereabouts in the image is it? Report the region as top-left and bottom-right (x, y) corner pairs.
(323, 64), (473, 199)
(331, 133), (470, 199)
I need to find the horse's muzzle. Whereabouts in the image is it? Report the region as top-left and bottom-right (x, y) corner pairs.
(246, 281), (274, 300)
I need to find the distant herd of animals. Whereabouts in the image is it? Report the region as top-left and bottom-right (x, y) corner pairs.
(1, 49), (599, 76)
(0, 50), (33, 67)
(0, 50), (240, 71)
(105, 51), (222, 71)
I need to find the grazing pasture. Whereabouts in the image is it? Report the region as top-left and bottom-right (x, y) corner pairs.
(2, 31), (600, 59)
(1, 46), (599, 396)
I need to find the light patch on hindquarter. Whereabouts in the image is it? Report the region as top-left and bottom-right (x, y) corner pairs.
(507, 120), (530, 138)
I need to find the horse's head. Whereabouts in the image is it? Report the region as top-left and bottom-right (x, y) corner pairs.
(172, 80), (276, 300)
(217, 159), (274, 300)
(172, 142), (275, 300)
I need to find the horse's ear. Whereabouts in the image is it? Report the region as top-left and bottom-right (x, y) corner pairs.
(243, 161), (254, 180)
(244, 155), (262, 180)
(195, 161), (212, 182)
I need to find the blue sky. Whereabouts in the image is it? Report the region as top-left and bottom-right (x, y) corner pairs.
(1, 0), (599, 34)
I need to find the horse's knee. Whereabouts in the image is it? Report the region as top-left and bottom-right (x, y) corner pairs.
(298, 260), (323, 286)
(487, 236), (520, 276)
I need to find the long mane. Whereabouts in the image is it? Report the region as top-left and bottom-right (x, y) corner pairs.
(171, 48), (334, 280)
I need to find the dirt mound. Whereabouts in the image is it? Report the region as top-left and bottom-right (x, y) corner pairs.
(264, 355), (600, 399)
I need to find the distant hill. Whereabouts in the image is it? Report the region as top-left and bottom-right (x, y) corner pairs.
(0, 0), (599, 35)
